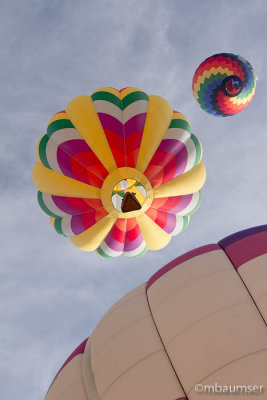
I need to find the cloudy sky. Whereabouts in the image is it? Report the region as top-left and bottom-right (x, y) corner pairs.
(1, 0), (267, 398)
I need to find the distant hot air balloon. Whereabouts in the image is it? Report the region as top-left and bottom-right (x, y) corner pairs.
(44, 225), (267, 400)
(192, 53), (256, 116)
(33, 87), (206, 257)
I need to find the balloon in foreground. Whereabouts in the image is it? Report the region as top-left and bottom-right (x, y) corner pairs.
(192, 53), (256, 116)
(45, 225), (267, 400)
(33, 87), (206, 257)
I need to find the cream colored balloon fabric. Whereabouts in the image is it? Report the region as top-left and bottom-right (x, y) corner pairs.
(45, 225), (267, 400)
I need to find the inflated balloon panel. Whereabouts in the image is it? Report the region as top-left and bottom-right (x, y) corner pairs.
(33, 87), (206, 257)
(192, 53), (256, 116)
(45, 225), (267, 400)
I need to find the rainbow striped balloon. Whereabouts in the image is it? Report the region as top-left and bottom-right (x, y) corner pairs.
(192, 53), (256, 116)
(33, 87), (206, 258)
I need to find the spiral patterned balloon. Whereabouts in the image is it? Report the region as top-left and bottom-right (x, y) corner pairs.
(33, 87), (206, 258)
(192, 53), (256, 116)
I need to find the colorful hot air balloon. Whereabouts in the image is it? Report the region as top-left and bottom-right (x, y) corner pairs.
(192, 53), (256, 116)
(44, 225), (267, 400)
(33, 87), (206, 257)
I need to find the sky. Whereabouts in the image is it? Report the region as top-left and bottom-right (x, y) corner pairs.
(1, 0), (267, 398)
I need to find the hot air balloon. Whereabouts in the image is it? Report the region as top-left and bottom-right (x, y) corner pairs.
(44, 225), (267, 400)
(33, 87), (206, 257)
(192, 53), (256, 116)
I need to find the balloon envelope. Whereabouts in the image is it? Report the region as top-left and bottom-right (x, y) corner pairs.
(45, 225), (267, 400)
(33, 87), (206, 257)
(192, 53), (256, 116)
